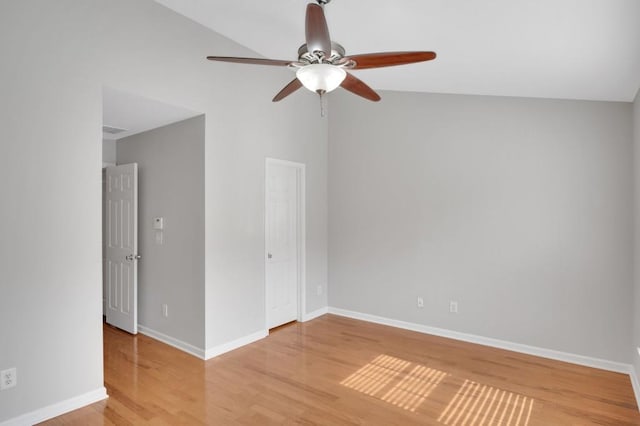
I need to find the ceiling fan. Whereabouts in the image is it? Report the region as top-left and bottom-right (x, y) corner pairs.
(206, 0), (436, 103)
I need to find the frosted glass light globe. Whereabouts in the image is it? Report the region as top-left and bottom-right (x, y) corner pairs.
(296, 64), (347, 93)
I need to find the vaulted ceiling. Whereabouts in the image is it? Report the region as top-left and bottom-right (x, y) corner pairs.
(155, 0), (640, 102)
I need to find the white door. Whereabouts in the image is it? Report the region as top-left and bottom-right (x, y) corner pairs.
(105, 163), (139, 334)
(265, 160), (304, 329)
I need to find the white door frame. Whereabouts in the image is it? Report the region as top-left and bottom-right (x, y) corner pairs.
(265, 158), (306, 328)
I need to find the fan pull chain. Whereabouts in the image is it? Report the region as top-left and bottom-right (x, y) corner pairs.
(319, 91), (327, 117)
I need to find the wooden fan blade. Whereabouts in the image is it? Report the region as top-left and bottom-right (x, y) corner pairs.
(272, 78), (303, 102)
(340, 73), (381, 102)
(305, 4), (331, 57)
(206, 56), (293, 67)
(348, 51), (436, 70)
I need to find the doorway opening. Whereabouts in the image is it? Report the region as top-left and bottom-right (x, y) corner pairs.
(101, 86), (202, 336)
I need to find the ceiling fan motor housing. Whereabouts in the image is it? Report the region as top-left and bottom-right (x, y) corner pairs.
(297, 42), (353, 67)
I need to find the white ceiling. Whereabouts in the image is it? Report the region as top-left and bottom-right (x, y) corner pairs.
(103, 87), (201, 140)
(155, 0), (640, 102)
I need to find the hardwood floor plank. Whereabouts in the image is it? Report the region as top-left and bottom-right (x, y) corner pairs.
(39, 315), (639, 425)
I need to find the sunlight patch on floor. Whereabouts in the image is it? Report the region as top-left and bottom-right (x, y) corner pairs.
(341, 354), (535, 423)
(340, 354), (447, 411)
(340, 354), (411, 396)
(380, 363), (447, 411)
(438, 379), (534, 426)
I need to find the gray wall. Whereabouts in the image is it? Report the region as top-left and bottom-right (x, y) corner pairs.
(117, 116), (205, 349)
(0, 0), (327, 422)
(204, 88), (329, 350)
(633, 89), (640, 375)
(102, 139), (116, 165)
(204, 107), (329, 349)
(329, 91), (633, 363)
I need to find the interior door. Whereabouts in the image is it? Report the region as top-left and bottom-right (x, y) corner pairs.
(265, 161), (301, 329)
(105, 163), (139, 334)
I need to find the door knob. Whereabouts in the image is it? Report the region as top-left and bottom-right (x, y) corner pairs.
(267, 253), (273, 259)
(125, 254), (142, 261)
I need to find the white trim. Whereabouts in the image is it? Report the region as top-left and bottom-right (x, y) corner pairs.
(139, 325), (269, 362)
(138, 325), (206, 359)
(328, 307), (631, 374)
(264, 158), (306, 169)
(302, 306), (328, 322)
(0, 387), (107, 426)
(264, 158), (307, 327)
(300, 165), (307, 322)
(630, 365), (640, 411)
(205, 329), (268, 360)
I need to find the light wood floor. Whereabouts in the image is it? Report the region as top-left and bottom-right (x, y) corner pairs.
(42, 315), (639, 425)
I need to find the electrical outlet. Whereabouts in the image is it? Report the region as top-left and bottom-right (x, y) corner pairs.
(449, 301), (458, 313)
(317, 285), (323, 296)
(1, 368), (17, 390)
(162, 304), (168, 318)
(417, 297), (424, 308)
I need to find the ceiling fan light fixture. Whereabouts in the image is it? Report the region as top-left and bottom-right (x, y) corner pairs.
(206, 1), (436, 103)
(296, 64), (346, 94)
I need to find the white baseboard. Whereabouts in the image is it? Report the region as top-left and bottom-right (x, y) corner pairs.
(0, 387), (107, 426)
(139, 325), (270, 362)
(328, 307), (631, 374)
(138, 325), (206, 360)
(630, 365), (640, 411)
(302, 306), (328, 322)
(205, 329), (268, 360)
